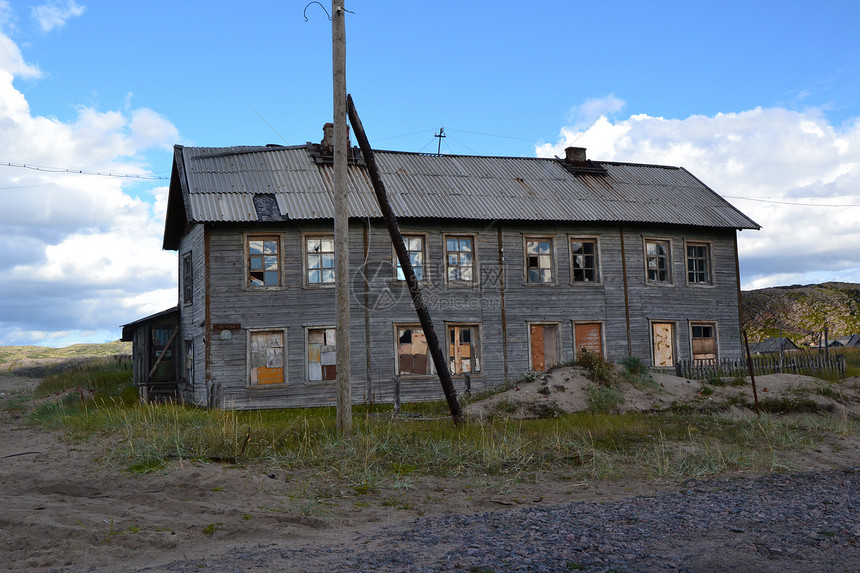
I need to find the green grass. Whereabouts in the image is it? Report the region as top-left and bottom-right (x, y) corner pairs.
(21, 359), (859, 489)
(0, 341), (131, 371)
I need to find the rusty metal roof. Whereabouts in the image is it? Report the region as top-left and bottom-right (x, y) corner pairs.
(173, 144), (759, 230)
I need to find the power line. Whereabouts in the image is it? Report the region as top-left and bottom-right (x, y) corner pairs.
(0, 161), (168, 180)
(724, 195), (860, 207)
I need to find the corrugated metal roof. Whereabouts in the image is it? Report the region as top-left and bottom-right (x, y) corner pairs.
(175, 145), (759, 230)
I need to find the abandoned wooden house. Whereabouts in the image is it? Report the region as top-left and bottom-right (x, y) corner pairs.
(121, 130), (759, 408)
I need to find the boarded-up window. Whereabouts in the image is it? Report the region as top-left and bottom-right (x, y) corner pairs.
(185, 339), (194, 386)
(396, 236), (425, 281)
(397, 327), (432, 375)
(306, 236), (335, 285)
(691, 324), (717, 364)
(151, 327), (175, 382)
(529, 324), (558, 372)
(448, 325), (480, 374)
(526, 238), (554, 283)
(250, 331), (285, 385)
(308, 327), (336, 382)
(652, 322), (675, 367)
(248, 236), (280, 287)
(445, 236), (475, 282)
(182, 252), (193, 303)
(570, 239), (598, 283)
(645, 239), (671, 284)
(574, 323), (603, 360)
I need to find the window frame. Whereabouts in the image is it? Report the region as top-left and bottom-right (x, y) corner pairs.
(568, 236), (601, 285)
(302, 232), (336, 287)
(523, 235), (557, 285)
(305, 325), (337, 383)
(690, 321), (719, 365)
(246, 328), (288, 388)
(643, 237), (673, 285)
(394, 233), (430, 283)
(181, 251), (193, 304)
(685, 240), (714, 286)
(445, 323), (482, 376)
(245, 234), (283, 289)
(572, 321), (605, 361)
(394, 323), (435, 377)
(444, 233), (478, 286)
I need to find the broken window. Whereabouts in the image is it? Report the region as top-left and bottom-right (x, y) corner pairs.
(448, 325), (480, 375)
(570, 238), (598, 283)
(306, 236), (335, 285)
(396, 326), (432, 375)
(185, 339), (194, 386)
(396, 235), (426, 281)
(686, 243), (712, 285)
(182, 252), (193, 303)
(248, 236), (280, 287)
(525, 237), (554, 284)
(645, 239), (671, 284)
(307, 327), (336, 382)
(445, 235), (475, 282)
(249, 330), (285, 385)
(691, 323), (717, 364)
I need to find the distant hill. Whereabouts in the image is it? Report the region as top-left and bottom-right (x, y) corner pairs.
(0, 341), (131, 375)
(742, 282), (860, 346)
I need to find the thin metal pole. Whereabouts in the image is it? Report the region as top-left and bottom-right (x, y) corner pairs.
(333, 0), (351, 434)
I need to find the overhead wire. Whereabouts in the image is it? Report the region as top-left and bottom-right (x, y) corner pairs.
(0, 161), (168, 180)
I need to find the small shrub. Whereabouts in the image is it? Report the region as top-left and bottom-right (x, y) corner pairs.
(699, 385), (715, 397)
(537, 385), (551, 396)
(587, 384), (623, 413)
(489, 397), (520, 418)
(620, 356), (657, 388)
(526, 399), (563, 419)
(579, 349), (615, 386)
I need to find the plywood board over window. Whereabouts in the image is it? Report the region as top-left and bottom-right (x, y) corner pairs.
(249, 331), (285, 385)
(652, 322), (675, 367)
(448, 325), (480, 375)
(529, 323), (559, 371)
(574, 322), (603, 360)
(691, 323), (717, 364)
(397, 326), (432, 375)
(308, 327), (336, 382)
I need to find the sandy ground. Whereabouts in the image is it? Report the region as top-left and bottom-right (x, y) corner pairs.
(1, 369), (859, 572)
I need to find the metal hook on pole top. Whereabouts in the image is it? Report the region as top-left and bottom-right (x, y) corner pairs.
(303, 1), (354, 22)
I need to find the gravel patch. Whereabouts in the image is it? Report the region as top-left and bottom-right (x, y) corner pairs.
(156, 468), (859, 572)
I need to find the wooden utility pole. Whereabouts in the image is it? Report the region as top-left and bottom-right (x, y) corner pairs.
(333, 0), (351, 434)
(347, 94), (464, 425)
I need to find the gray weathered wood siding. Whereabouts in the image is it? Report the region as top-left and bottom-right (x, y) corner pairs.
(183, 218), (745, 409)
(178, 223), (207, 405)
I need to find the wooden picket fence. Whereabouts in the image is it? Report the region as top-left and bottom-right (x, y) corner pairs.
(676, 352), (845, 380)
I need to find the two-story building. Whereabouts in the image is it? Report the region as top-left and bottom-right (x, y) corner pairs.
(122, 132), (759, 409)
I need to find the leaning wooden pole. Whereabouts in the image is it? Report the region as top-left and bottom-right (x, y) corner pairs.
(346, 94), (464, 425)
(743, 329), (760, 417)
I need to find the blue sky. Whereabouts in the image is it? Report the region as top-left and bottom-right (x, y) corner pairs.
(2, 0), (860, 347)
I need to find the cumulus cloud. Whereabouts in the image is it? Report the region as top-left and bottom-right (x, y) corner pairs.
(31, 0), (85, 32)
(0, 26), (179, 346)
(537, 100), (860, 290)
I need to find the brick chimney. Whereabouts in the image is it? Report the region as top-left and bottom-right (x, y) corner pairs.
(320, 122), (351, 156)
(564, 147), (587, 164)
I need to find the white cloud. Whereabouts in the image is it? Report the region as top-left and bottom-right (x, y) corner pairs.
(0, 27), (179, 346)
(538, 104), (860, 290)
(31, 0), (85, 32)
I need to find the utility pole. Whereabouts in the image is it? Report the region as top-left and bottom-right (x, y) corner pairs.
(434, 127), (446, 156)
(332, 0), (351, 434)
